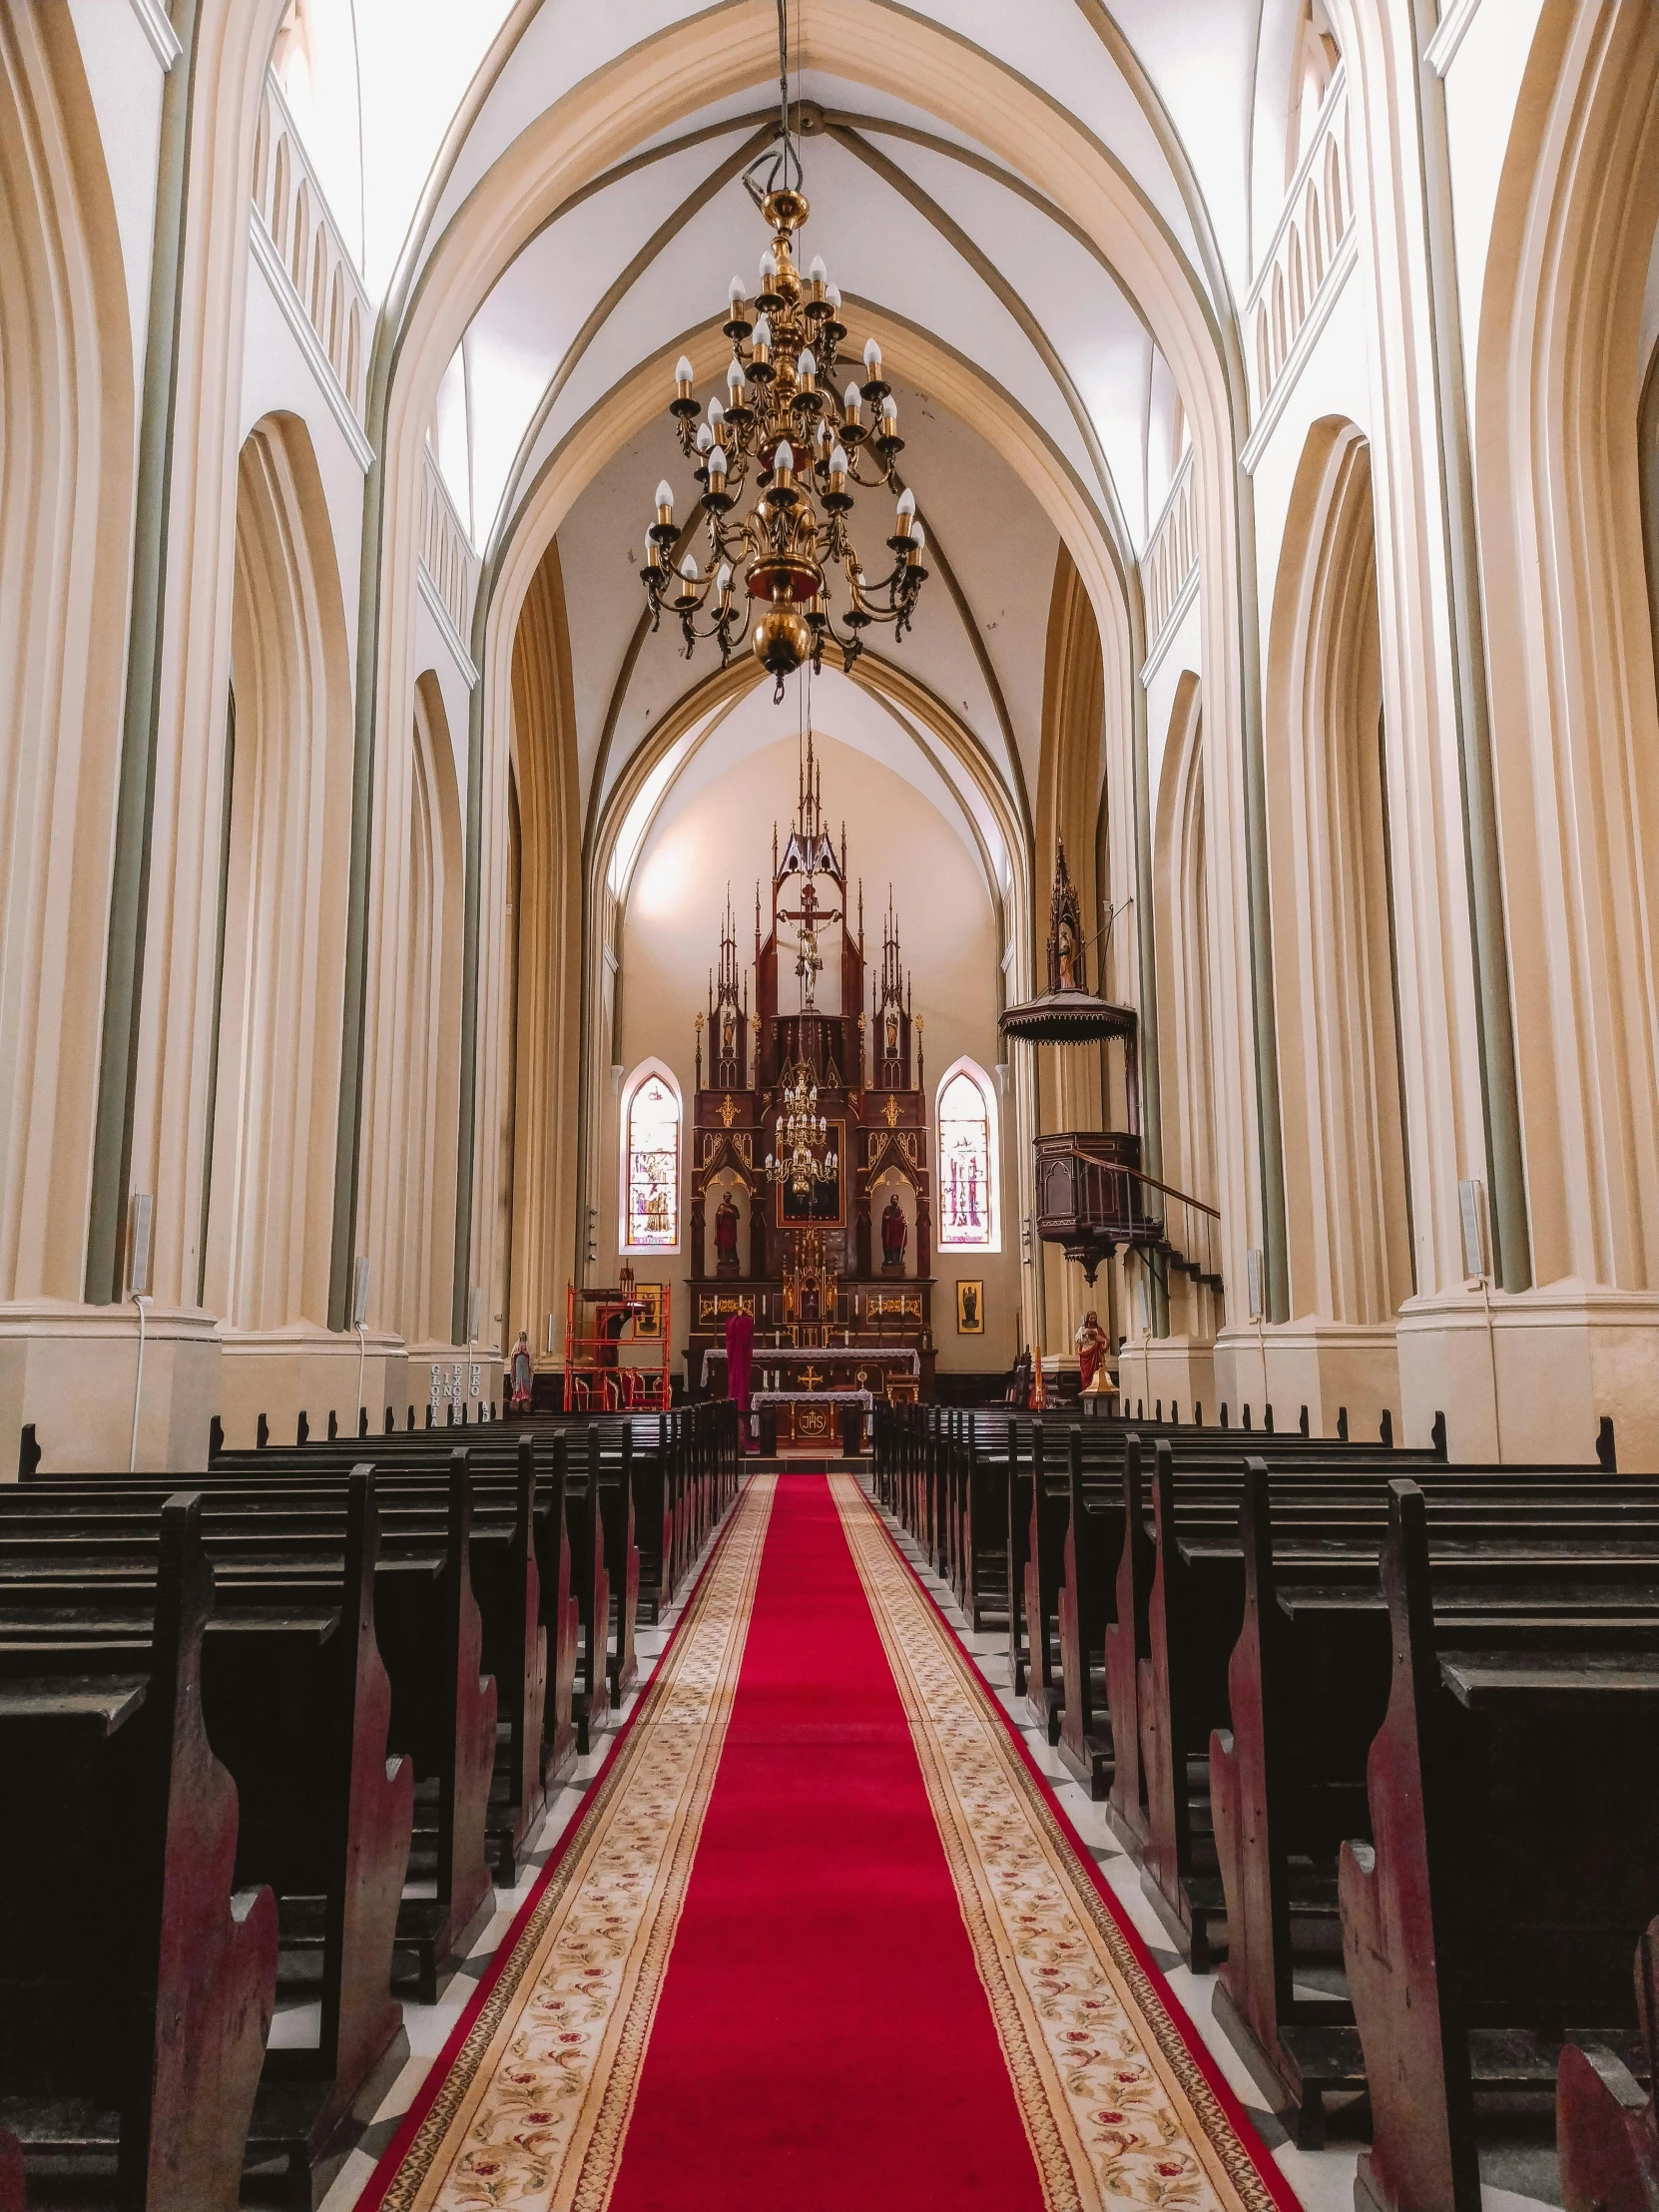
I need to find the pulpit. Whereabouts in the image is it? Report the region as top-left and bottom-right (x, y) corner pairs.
(1002, 841), (1166, 1285)
(1033, 1132), (1161, 1284)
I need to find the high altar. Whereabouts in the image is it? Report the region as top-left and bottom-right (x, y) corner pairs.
(686, 737), (935, 1438)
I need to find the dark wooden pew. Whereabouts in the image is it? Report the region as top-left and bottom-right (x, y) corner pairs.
(1097, 1434), (1613, 1971)
(0, 1472), (415, 2197)
(1022, 1424), (1068, 1741)
(1556, 1921), (1659, 2212)
(1057, 1427), (1117, 1796)
(1, 1454), (497, 2004)
(209, 1436), (582, 1811)
(1005, 1425), (1032, 1697)
(0, 1495), (278, 2210)
(1339, 1479), (1659, 2212)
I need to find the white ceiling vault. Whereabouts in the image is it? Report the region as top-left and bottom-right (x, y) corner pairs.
(276, 0), (1284, 879)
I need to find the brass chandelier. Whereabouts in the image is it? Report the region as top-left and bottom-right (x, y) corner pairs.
(641, 2), (928, 698)
(765, 1061), (838, 1197)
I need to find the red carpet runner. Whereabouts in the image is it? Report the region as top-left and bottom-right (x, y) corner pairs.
(361, 1474), (1298, 2212)
(608, 1471), (1042, 2210)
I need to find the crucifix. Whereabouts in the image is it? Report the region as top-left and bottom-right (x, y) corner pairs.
(800, 1365), (824, 1392)
(777, 869), (841, 1011)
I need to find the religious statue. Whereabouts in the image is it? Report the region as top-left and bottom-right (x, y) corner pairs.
(714, 1188), (741, 1278)
(721, 1005), (737, 1065)
(508, 1330), (534, 1414)
(1075, 1308), (1108, 1393)
(796, 920), (821, 1008)
(1057, 914), (1079, 991)
(881, 1191), (908, 1275)
(883, 1005), (899, 1059)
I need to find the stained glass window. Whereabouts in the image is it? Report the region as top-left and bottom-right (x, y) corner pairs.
(937, 1066), (993, 1248)
(625, 1072), (680, 1249)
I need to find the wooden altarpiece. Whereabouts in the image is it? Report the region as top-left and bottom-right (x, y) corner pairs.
(685, 737), (936, 1409)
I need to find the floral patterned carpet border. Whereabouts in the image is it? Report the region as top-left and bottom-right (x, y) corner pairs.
(357, 1474), (777, 2212)
(829, 1472), (1302, 2212)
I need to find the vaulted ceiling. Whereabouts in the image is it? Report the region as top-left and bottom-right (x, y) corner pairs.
(276, 0), (1294, 873)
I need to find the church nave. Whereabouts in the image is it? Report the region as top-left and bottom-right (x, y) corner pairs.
(6, 0), (1659, 2206)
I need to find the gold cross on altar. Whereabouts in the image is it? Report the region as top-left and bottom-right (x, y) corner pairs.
(800, 1365), (824, 1391)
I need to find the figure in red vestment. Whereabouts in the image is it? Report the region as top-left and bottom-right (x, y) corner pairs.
(724, 1307), (756, 1452)
(1075, 1309), (1107, 1393)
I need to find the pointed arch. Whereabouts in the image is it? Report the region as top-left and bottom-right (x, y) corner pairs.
(619, 1058), (682, 1256)
(0, 5), (134, 1306)
(203, 411), (351, 1336)
(505, 536), (582, 1336)
(935, 1058), (1000, 1254)
(1264, 418), (1410, 1330)
(1153, 673), (1218, 1235)
(391, 671), (464, 1350)
(1473, 0), (1659, 1304)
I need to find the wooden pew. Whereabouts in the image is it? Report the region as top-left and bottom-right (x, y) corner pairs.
(1057, 1427), (1117, 1796)
(1022, 1423), (1068, 1741)
(564, 1433), (612, 1750)
(533, 1433), (580, 1791)
(213, 1432), (583, 1804)
(1556, 1922), (1659, 2212)
(1340, 1479), (1659, 2212)
(0, 1472), (415, 2197)
(0, 2128), (21, 2212)
(0, 1495), (278, 2210)
(1005, 1424), (1032, 1698)
(2, 1454), (497, 2005)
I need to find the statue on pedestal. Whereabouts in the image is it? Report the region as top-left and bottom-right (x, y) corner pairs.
(714, 1188), (741, 1278)
(881, 1192), (908, 1275)
(1075, 1308), (1108, 1392)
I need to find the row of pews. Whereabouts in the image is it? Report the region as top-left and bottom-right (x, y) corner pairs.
(0, 1403), (739, 2210)
(874, 1401), (1659, 2212)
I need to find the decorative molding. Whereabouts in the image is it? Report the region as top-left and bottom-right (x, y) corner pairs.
(1140, 444), (1197, 649)
(253, 71), (370, 419)
(1143, 443), (1194, 563)
(416, 561), (482, 689)
(1247, 61), (1348, 314)
(419, 446), (480, 645)
(1425, 0), (1484, 77)
(1241, 226), (1359, 475)
(248, 211), (374, 470)
(127, 0), (182, 70)
(1138, 564), (1201, 688)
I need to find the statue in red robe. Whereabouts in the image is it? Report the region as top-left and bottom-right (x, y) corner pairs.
(724, 1307), (756, 1452)
(1075, 1309), (1107, 1393)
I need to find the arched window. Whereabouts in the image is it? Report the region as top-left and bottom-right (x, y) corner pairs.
(936, 1061), (998, 1251)
(621, 1063), (681, 1252)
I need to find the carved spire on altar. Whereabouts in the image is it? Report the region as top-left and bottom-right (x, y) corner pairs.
(777, 728), (842, 885)
(871, 885), (914, 1089)
(707, 885), (749, 1088)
